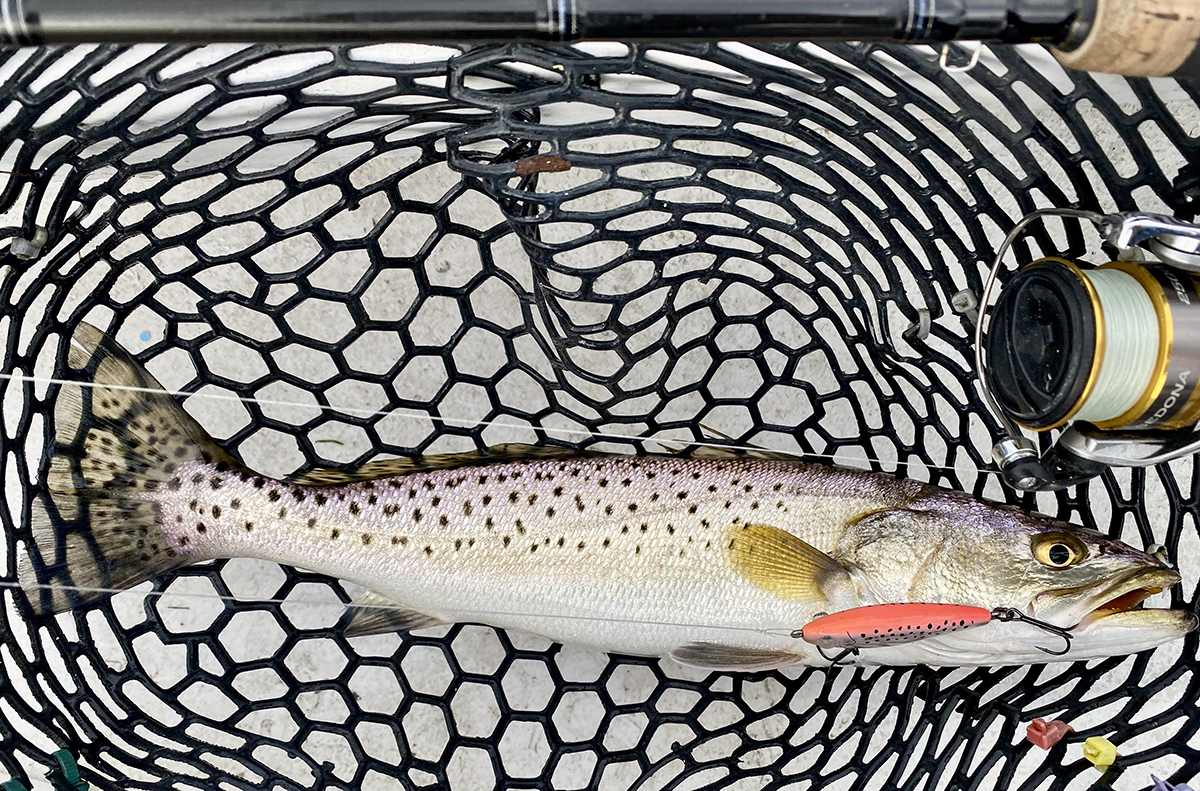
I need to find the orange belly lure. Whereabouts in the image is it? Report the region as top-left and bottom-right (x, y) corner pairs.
(797, 603), (1073, 663)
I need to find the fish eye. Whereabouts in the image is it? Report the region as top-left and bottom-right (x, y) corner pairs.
(1032, 534), (1088, 568)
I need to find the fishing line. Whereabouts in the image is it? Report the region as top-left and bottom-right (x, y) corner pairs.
(0, 371), (1004, 477)
(0, 579), (790, 638)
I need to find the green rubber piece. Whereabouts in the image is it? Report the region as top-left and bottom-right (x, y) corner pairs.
(1, 780), (30, 791)
(50, 751), (88, 791)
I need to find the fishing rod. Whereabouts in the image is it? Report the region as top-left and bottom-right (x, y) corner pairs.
(0, 0), (1195, 79)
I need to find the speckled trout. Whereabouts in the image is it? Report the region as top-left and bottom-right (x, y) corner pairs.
(19, 324), (1196, 669)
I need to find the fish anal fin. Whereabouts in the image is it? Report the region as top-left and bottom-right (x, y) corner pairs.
(727, 523), (852, 603)
(344, 591), (446, 638)
(288, 444), (589, 486)
(669, 642), (799, 672)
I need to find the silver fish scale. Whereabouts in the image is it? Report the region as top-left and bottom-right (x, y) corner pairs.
(154, 455), (902, 657)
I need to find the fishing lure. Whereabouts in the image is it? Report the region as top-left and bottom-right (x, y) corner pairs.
(796, 603), (1075, 664)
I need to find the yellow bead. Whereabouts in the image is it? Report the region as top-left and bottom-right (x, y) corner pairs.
(1083, 736), (1118, 769)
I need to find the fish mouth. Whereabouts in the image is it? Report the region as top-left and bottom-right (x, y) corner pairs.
(1070, 568), (1183, 630)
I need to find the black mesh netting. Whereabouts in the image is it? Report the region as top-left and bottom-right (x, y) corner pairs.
(0, 40), (1197, 791)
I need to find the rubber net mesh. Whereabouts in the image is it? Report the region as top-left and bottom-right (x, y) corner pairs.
(0, 40), (1197, 791)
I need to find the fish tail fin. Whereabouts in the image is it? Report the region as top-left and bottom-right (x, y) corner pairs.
(18, 323), (235, 615)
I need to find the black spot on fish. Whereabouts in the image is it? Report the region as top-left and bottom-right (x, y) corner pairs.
(439, 515), (449, 526)
(432, 496), (441, 507)
(230, 498), (241, 509)
(267, 490), (281, 502)
(486, 516), (494, 529)
(455, 539), (462, 550)
(677, 491), (688, 499)
(621, 478), (631, 487)
(179, 535), (190, 546)
(191, 473), (204, 484)
(605, 504), (613, 516)
(278, 507), (287, 518)
(577, 541), (585, 550)
(688, 504), (698, 514)
(751, 501), (759, 510)
(546, 506), (555, 518)
(635, 545), (642, 554)
(708, 485), (717, 492)
(516, 519), (525, 535)
(557, 537), (565, 547)
(331, 529), (340, 539)
(384, 504), (398, 517)
(424, 545), (433, 555)
(602, 538), (611, 548)
(253, 479), (265, 489)
(391, 536), (401, 545)
(575, 495), (585, 512)
(209, 478), (224, 490)
(212, 505), (221, 518)
(527, 494), (538, 506)
(409, 488), (417, 499)
(650, 493), (660, 502)
(723, 501), (731, 509)
(530, 543), (538, 554)
(175, 447), (188, 459)
(553, 486), (563, 496)
(621, 525), (629, 534)
(369, 494), (377, 505)
(667, 525), (675, 534)
(349, 502), (360, 516)
(362, 534), (372, 545)
(423, 481), (435, 490)
(744, 484), (752, 492)
(483, 495), (492, 506)
(244, 522), (254, 532)
(363, 482), (374, 489)
(293, 488), (306, 501)
(413, 508), (423, 522)
(773, 483), (783, 492)
(628, 503), (637, 512)
(169, 478), (182, 491)
(478, 474), (488, 485)
(503, 536), (511, 546)
(509, 492), (519, 503)
(188, 499), (198, 511)
(463, 502), (473, 516)
(307, 518), (317, 529)
(599, 478), (608, 487)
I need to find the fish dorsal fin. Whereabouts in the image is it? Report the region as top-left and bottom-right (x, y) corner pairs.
(670, 642), (799, 672)
(288, 444), (590, 486)
(344, 591), (446, 638)
(727, 523), (852, 603)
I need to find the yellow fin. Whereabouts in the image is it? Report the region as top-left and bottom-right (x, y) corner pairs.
(726, 523), (851, 602)
(288, 444), (589, 486)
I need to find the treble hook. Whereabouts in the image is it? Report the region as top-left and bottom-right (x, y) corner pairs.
(815, 643), (860, 666)
(991, 607), (1074, 656)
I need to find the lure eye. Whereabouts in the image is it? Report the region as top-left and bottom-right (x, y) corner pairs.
(1032, 534), (1088, 568)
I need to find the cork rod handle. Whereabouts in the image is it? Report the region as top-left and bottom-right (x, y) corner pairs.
(1053, 0), (1200, 78)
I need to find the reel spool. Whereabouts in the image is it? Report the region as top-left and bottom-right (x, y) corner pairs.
(977, 211), (1200, 492)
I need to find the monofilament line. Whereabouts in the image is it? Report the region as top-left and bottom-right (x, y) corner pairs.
(0, 579), (790, 638)
(0, 371), (1002, 477)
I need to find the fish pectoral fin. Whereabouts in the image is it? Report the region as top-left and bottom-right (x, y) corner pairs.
(669, 642), (799, 672)
(727, 523), (853, 603)
(344, 591), (446, 638)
